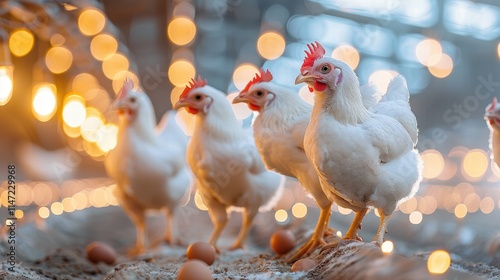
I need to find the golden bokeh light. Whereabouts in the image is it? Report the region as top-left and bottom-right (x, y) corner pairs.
(338, 206), (353, 215)
(102, 53), (129, 79)
(409, 211), (422, 225)
(112, 71), (140, 94)
(168, 60), (195, 87)
(81, 108), (104, 143)
(480, 197), (495, 214)
(0, 66), (13, 106)
(45, 46), (73, 74)
(428, 53), (453, 79)
(381, 240), (394, 254)
(227, 92), (253, 120)
(291, 203), (308, 218)
(38, 207), (50, 219)
(51, 202), (64, 215)
(72, 73), (99, 97)
(368, 70), (398, 93)
(331, 45), (360, 70)
(275, 209), (288, 222)
(63, 122), (82, 138)
(298, 85), (315, 105)
(50, 33), (65, 46)
(32, 83), (57, 122)
(421, 149), (445, 179)
(9, 28), (34, 57)
(78, 9), (106, 36)
(62, 197), (76, 213)
(454, 203), (467, 218)
(497, 42), (500, 60)
(427, 250), (451, 274)
(63, 95), (86, 128)
(90, 188), (108, 208)
(233, 64), (259, 91)
(96, 123), (118, 152)
(336, 231), (342, 238)
(462, 149), (488, 180)
(400, 197), (417, 214)
(464, 193), (481, 213)
(194, 190), (208, 211)
(167, 17), (197, 46)
(32, 183), (53, 206)
(257, 31), (286, 60)
(73, 192), (88, 210)
(90, 33), (118, 61)
(170, 86), (184, 107)
(416, 38), (442, 66)
(14, 209), (24, 219)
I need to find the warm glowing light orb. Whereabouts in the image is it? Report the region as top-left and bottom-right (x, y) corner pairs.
(462, 149), (488, 179)
(90, 33), (118, 61)
(102, 53), (129, 79)
(275, 209), (288, 222)
(51, 202), (64, 215)
(0, 66), (13, 106)
(427, 250), (451, 274)
(233, 64), (259, 91)
(257, 32), (286, 60)
(291, 203), (308, 218)
(194, 190), (208, 211)
(428, 53), (453, 79)
(167, 17), (197, 46)
(454, 203), (467, 218)
(32, 83), (57, 122)
(381, 240), (394, 254)
(72, 73), (99, 96)
(63, 95), (86, 128)
(409, 211), (423, 224)
(78, 9), (106, 36)
(338, 206), (353, 215)
(421, 149), (445, 179)
(9, 28), (34, 57)
(46, 46), (73, 74)
(332, 45), (360, 70)
(168, 60), (195, 87)
(480, 197), (495, 214)
(416, 38), (442, 66)
(38, 207), (50, 219)
(368, 70), (398, 93)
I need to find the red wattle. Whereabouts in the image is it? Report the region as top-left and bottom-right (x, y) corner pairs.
(248, 103), (261, 111)
(187, 107), (199, 114)
(314, 81), (327, 91)
(308, 86), (314, 92)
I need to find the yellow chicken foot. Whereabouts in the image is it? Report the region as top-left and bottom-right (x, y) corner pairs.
(344, 208), (368, 240)
(372, 211), (390, 246)
(229, 209), (257, 250)
(287, 202), (332, 263)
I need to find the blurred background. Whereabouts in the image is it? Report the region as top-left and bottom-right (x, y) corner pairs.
(1, 0), (500, 268)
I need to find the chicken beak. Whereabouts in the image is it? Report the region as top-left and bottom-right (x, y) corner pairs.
(295, 74), (316, 85)
(232, 94), (250, 104)
(174, 99), (190, 110)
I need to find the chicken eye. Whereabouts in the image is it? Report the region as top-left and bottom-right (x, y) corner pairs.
(320, 64), (331, 74)
(195, 94), (203, 101)
(256, 91), (264, 97)
(129, 97), (136, 103)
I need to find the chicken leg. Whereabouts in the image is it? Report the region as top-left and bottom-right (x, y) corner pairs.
(287, 201), (332, 263)
(206, 201), (228, 252)
(163, 208), (175, 245)
(372, 211), (390, 245)
(344, 208), (368, 240)
(230, 208), (258, 250)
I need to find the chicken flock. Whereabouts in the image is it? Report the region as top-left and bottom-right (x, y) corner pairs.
(105, 41), (425, 262)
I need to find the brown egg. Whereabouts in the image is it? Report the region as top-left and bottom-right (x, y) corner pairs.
(177, 260), (213, 280)
(270, 229), (296, 255)
(86, 241), (116, 265)
(186, 242), (216, 265)
(291, 258), (317, 272)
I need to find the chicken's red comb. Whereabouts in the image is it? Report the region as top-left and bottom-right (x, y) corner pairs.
(300, 41), (326, 73)
(117, 78), (134, 99)
(241, 68), (273, 93)
(180, 76), (207, 99)
(488, 97), (498, 112)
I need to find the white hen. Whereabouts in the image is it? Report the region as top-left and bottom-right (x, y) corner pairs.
(485, 97), (500, 168)
(105, 79), (191, 254)
(295, 42), (422, 245)
(174, 76), (284, 250)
